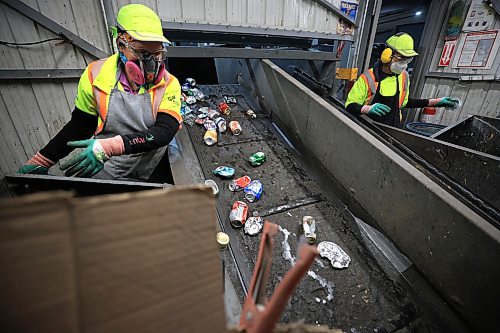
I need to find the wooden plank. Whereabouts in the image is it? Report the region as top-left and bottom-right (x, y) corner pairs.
(0, 4), (25, 69)
(181, 0), (206, 21)
(205, 0), (227, 23)
(283, 0), (300, 28)
(70, 0), (111, 55)
(440, 80), (470, 125)
(456, 81), (490, 122)
(265, 0), (284, 27)
(158, 0), (182, 21)
(226, 0), (246, 24)
(481, 83), (500, 118)
(431, 79), (454, 124)
(247, 0), (265, 26)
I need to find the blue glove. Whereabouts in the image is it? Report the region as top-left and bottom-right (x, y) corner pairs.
(435, 97), (460, 108)
(60, 139), (108, 177)
(364, 103), (391, 116)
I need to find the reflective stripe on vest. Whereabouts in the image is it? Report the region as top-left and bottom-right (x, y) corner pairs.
(88, 61), (172, 135)
(362, 69), (409, 108)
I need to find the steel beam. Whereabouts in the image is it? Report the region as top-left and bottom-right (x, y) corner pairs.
(162, 21), (355, 42)
(309, 0), (358, 27)
(1, 0), (108, 59)
(0, 69), (84, 80)
(166, 46), (339, 61)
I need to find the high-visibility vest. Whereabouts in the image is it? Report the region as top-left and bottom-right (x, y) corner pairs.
(87, 59), (174, 135)
(359, 68), (409, 109)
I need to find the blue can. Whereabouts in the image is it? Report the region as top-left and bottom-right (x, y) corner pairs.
(244, 180), (263, 202)
(213, 166), (235, 178)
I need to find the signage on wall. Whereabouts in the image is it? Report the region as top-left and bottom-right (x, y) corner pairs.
(439, 40), (457, 67)
(462, 0), (495, 32)
(336, 1), (358, 35)
(452, 30), (500, 69)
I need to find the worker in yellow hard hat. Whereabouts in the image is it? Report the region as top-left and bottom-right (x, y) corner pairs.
(19, 4), (182, 181)
(345, 32), (459, 127)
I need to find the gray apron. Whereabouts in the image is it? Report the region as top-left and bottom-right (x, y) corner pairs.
(92, 79), (166, 181)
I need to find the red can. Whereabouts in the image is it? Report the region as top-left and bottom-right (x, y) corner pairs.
(229, 175), (252, 191)
(230, 201), (248, 228)
(229, 121), (242, 135)
(218, 102), (231, 115)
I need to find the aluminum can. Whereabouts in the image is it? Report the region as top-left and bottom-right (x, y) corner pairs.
(224, 96), (237, 104)
(204, 129), (217, 146)
(186, 96), (197, 105)
(249, 152), (266, 166)
(302, 216), (317, 244)
(181, 83), (190, 92)
(244, 216), (263, 235)
(208, 109), (220, 119)
(195, 117), (206, 125)
(195, 90), (205, 101)
(229, 121), (242, 135)
(204, 119), (217, 131)
(229, 175), (252, 191)
(218, 102), (231, 115)
(186, 77), (196, 87)
(246, 109), (257, 118)
(244, 180), (263, 202)
(198, 106), (209, 113)
(229, 201), (248, 228)
(216, 232), (229, 250)
(213, 166), (235, 178)
(204, 179), (219, 197)
(215, 117), (227, 133)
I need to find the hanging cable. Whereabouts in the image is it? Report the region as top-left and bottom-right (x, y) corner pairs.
(0, 37), (67, 46)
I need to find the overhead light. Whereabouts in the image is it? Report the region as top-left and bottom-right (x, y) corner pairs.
(415, 11), (423, 16)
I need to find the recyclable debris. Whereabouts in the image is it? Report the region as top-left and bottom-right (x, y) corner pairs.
(317, 241), (351, 269)
(249, 152), (266, 166)
(230, 201), (248, 228)
(229, 175), (252, 191)
(224, 95), (237, 104)
(186, 77), (196, 87)
(183, 114), (196, 126)
(218, 102), (231, 115)
(216, 232), (229, 250)
(204, 119), (217, 131)
(244, 180), (263, 202)
(302, 216), (317, 244)
(214, 117), (227, 133)
(208, 109), (220, 120)
(180, 105), (192, 116)
(198, 106), (209, 113)
(244, 216), (264, 235)
(246, 109), (257, 118)
(229, 120), (242, 135)
(204, 129), (217, 146)
(195, 117), (206, 125)
(213, 166), (235, 178)
(185, 95), (197, 105)
(181, 83), (190, 92)
(204, 179), (219, 197)
(195, 89), (206, 101)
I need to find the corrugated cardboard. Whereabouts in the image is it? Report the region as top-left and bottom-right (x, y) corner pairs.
(0, 187), (226, 333)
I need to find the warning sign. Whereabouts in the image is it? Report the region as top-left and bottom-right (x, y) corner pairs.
(439, 40), (457, 67)
(452, 30), (500, 69)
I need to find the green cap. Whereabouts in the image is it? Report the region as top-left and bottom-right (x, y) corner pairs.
(386, 33), (418, 57)
(116, 4), (169, 43)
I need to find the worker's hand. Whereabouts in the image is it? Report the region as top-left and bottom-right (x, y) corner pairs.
(17, 152), (54, 175)
(430, 97), (460, 109)
(361, 103), (391, 116)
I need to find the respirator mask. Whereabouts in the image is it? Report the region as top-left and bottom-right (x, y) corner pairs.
(119, 38), (167, 86)
(389, 54), (413, 75)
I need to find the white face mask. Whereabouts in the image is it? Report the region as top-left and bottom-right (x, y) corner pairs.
(390, 61), (408, 75)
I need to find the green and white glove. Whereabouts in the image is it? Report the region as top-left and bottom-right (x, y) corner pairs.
(60, 136), (124, 177)
(430, 97), (460, 109)
(361, 103), (391, 117)
(18, 152), (54, 174)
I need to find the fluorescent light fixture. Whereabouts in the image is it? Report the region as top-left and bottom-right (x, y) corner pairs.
(415, 11), (422, 16)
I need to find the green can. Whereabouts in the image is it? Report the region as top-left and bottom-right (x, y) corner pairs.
(249, 152), (266, 166)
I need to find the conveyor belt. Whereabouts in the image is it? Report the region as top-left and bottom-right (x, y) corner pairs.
(185, 84), (445, 331)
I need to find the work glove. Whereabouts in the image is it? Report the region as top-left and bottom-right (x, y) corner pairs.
(60, 136), (124, 178)
(361, 103), (391, 117)
(17, 152), (54, 175)
(429, 97), (460, 109)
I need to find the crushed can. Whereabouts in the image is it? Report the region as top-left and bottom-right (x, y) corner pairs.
(224, 96), (237, 104)
(195, 117), (206, 125)
(213, 166), (235, 178)
(218, 102), (231, 115)
(317, 241), (351, 269)
(229, 121), (242, 135)
(186, 77), (196, 87)
(230, 201), (248, 228)
(181, 83), (190, 92)
(244, 180), (263, 202)
(204, 129), (217, 146)
(215, 117), (227, 133)
(302, 216), (317, 244)
(198, 106), (209, 113)
(208, 109), (220, 119)
(204, 119), (217, 131)
(229, 175), (252, 191)
(186, 96), (197, 105)
(246, 109), (257, 118)
(244, 216), (263, 235)
(249, 152), (266, 166)
(195, 90), (206, 101)
(183, 114), (196, 126)
(204, 179), (219, 197)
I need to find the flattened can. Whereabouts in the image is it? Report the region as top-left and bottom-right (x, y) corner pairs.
(244, 180), (263, 202)
(204, 179), (219, 197)
(204, 119), (217, 131)
(215, 117), (227, 133)
(244, 216), (263, 235)
(186, 77), (196, 87)
(249, 152), (266, 166)
(218, 102), (231, 115)
(181, 83), (190, 92)
(208, 109), (220, 119)
(229, 121), (242, 135)
(302, 216), (317, 244)
(224, 95), (237, 104)
(213, 166), (235, 178)
(229, 201), (248, 228)
(195, 117), (206, 125)
(229, 175), (252, 191)
(204, 129), (217, 146)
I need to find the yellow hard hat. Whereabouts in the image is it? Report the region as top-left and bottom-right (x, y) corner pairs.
(386, 33), (418, 57)
(116, 4), (169, 43)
